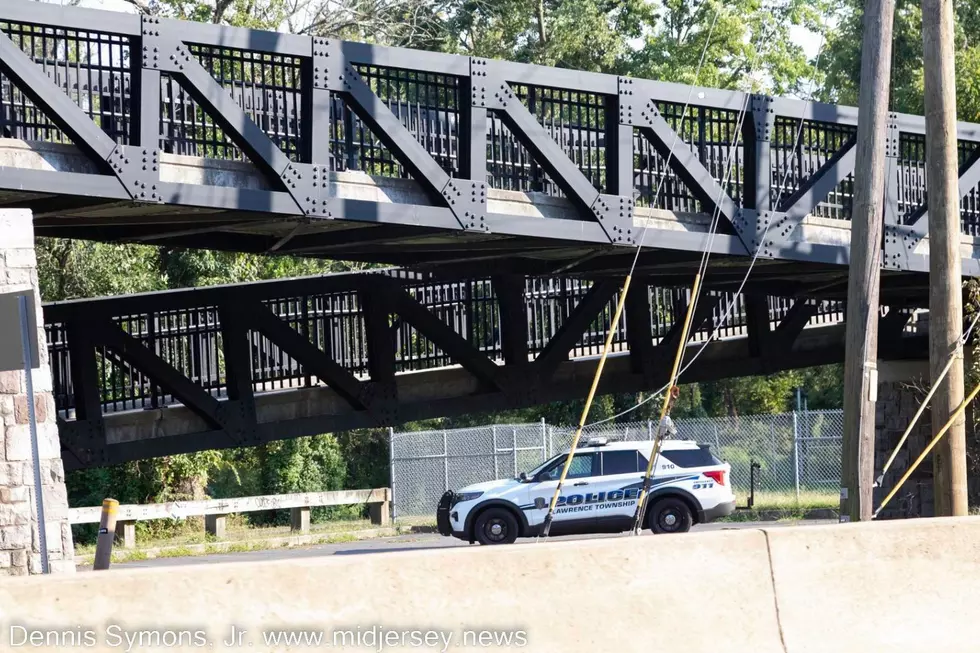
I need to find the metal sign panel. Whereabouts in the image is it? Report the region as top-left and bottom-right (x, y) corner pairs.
(0, 291), (39, 371)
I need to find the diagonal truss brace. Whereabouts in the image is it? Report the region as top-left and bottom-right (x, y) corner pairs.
(143, 18), (318, 214)
(738, 137), (856, 260)
(887, 144), (980, 270)
(331, 57), (489, 232)
(619, 77), (743, 251)
(0, 29), (160, 203)
(99, 320), (245, 443)
(472, 61), (635, 245)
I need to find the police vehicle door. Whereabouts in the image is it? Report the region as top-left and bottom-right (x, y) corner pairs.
(592, 449), (649, 532)
(527, 451), (598, 535)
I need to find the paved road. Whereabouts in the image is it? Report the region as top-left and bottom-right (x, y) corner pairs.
(80, 520), (836, 571)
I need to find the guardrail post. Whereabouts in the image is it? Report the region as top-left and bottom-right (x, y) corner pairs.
(369, 489), (391, 527)
(290, 507), (310, 534)
(93, 498), (118, 571)
(114, 520), (136, 549)
(205, 514), (227, 540)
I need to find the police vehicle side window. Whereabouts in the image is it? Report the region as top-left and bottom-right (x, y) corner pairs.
(538, 453), (596, 480)
(660, 447), (720, 468)
(601, 450), (641, 475)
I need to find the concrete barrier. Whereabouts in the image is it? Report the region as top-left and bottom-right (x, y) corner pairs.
(0, 529), (781, 653)
(767, 516), (980, 653)
(0, 518), (977, 652)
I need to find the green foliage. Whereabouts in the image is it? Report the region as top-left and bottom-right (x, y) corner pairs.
(208, 436), (350, 524)
(334, 430), (391, 490)
(626, 0), (828, 93)
(158, 249), (359, 289)
(819, 0), (980, 121)
(37, 239), (164, 301)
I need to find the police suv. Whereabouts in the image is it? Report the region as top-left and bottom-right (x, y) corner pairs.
(436, 437), (736, 544)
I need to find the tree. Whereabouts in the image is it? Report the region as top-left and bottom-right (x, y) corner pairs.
(37, 240), (164, 301)
(626, 0), (829, 94)
(446, 0), (646, 71)
(820, 0), (980, 121)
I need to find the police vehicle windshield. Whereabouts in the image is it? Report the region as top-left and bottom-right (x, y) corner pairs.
(519, 453), (564, 481)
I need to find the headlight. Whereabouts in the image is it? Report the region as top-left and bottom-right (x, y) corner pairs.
(452, 491), (484, 505)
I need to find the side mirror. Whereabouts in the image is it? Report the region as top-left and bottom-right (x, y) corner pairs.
(519, 472), (528, 482)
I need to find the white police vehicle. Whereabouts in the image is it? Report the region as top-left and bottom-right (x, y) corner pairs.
(436, 437), (736, 544)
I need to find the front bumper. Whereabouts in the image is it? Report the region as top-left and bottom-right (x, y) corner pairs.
(700, 499), (737, 523)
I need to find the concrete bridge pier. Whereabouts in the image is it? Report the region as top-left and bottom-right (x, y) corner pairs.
(0, 209), (73, 575)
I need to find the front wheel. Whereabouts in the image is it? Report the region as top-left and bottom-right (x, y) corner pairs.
(648, 497), (693, 534)
(473, 507), (519, 545)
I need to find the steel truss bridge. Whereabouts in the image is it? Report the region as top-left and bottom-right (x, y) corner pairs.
(0, 1), (978, 290)
(46, 270), (925, 470)
(0, 2), (956, 467)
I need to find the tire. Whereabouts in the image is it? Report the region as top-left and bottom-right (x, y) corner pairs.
(648, 497), (693, 534)
(473, 507), (519, 545)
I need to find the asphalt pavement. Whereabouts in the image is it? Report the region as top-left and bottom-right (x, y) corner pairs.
(78, 519), (836, 571)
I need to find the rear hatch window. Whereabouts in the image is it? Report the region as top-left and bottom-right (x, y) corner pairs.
(660, 445), (722, 468)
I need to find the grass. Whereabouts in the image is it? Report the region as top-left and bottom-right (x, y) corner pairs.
(719, 489), (839, 522)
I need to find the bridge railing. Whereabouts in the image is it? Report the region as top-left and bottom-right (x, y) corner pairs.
(43, 269), (847, 420)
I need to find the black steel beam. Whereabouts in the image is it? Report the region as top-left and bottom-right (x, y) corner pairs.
(336, 65), (450, 203)
(100, 320), (227, 432)
(0, 31), (117, 167)
(65, 320), (103, 423)
(637, 118), (740, 230)
(654, 293), (724, 369)
(248, 301), (369, 410)
(157, 16), (311, 56)
(743, 94), (774, 214)
(361, 288), (397, 386)
(769, 300), (819, 354)
(277, 225), (439, 253)
(0, 168), (129, 201)
(459, 73), (488, 181)
(390, 285), (503, 390)
(624, 280), (655, 375)
(6, 196), (129, 218)
(493, 274), (530, 366)
(778, 138), (856, 220)
(218, 302), (257, 439)
(533, 279), (621, 379)
(878, 307), (914, 349)
(744, 294), (771, 358)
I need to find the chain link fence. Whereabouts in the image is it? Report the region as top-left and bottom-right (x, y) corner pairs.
(389, 410), (843, 517)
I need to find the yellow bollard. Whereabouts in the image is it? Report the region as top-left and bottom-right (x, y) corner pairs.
(93, 498), (119, 571)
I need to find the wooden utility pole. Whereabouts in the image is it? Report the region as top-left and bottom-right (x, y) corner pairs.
(840, 0), (895, 522)
(922, 0), (968, 516)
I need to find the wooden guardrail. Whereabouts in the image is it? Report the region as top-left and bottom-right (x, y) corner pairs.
(69, 488), (392, 548)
